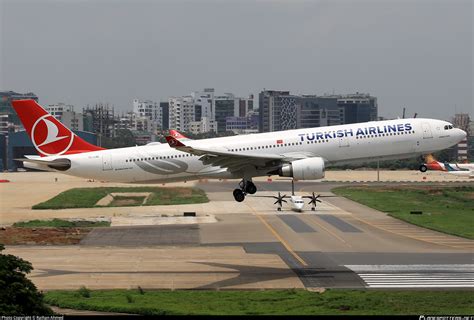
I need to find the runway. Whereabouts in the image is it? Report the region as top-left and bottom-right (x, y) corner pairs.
(1, 173), (473, 290)
(195, 180), (474, 289)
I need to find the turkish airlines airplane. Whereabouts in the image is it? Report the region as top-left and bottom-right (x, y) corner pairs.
(420, 154), (474, 177)
(12, 100), (467, 202)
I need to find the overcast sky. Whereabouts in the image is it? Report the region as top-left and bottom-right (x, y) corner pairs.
(1, 0), (472, 120)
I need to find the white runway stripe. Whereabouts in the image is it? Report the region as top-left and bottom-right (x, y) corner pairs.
(368, 285), (473, 288)
(345, 264), (474, 272)
(345, 265), (474, 288)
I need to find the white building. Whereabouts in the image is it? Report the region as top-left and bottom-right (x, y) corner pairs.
(46, 103), (74, 117)
(116, 112), (156, 134)
(133, 99), (162, 129)
(168, 88), (253, 134)
(46, 103), (83, 131)
(168, 96), (195, 132)
(0, 114), (9, 134)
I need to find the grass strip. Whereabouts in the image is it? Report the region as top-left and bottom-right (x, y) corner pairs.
(13, 218), (110, 228)
(44, 289), (474, 315)
(33, 187), (208, 210)
(332, 185), (474, 239)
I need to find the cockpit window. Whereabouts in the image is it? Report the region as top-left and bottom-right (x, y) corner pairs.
(444, 125), (454, 130)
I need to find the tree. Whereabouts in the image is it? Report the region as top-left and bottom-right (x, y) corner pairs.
(102, 129), (137, 148)
(0, 244), (53, 315)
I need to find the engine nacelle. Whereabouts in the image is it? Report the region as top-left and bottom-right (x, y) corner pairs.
(278, 157), (325, 180)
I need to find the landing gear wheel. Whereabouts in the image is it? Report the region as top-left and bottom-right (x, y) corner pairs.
(233, 189), (245, 202)
(419, 165), (428, 173)
(245, 181), (257, 194)
(277, 207), (282, 212)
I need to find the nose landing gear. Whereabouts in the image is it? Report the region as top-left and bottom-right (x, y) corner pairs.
(232, 180), (257, 202)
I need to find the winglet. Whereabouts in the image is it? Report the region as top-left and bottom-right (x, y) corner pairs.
(165, 135), (186, 148)
(169, 129), (190, 140)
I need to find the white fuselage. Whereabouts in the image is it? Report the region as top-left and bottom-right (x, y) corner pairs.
(32, 118), (465, 183)
(289, 196), (305, 212)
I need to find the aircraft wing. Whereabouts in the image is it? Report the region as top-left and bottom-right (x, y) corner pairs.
(165, 135), (308, 173)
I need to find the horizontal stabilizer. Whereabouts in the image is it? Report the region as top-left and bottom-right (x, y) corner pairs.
(15, 158), (71, 171)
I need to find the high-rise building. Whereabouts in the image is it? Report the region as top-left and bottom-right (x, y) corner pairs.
(258, 90), (294, 132)
(115, 112), (155, 134)
(133, 99), (162, 130)
(214, 93), (239, 133)
(0, 115), (9, 135)
(83, 103), (117, 142)
(168, 96), (195, 132)
(168, 89), (253, 134)
(46, 103), (83, 131)
(453, 113), (471, 162)
(189, 89), (217, 134)
(160, 102), (169, 130)
(226, 111), (259, 134)
(258, 90), (377, 132)
(0, 91), (39, 133)
(337, 93), (378, 124)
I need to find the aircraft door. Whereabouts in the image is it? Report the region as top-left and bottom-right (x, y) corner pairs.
(102, 153), (113, 171)
(422, 122), (433, 139)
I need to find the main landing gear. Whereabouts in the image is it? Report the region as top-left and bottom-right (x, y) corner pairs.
(233, 180), (257, 202)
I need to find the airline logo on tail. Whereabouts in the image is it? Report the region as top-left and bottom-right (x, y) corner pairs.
(12, 99), (105, 157)
(31, 115), (75, 156)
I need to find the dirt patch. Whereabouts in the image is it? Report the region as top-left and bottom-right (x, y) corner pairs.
(465, 192), (474, 200)
(109, 196), (146, 206)
(0, 227), (92, 245)
(172, 188), (193, 196)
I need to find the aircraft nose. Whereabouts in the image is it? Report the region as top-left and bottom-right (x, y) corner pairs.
(458, 129), (467, 140)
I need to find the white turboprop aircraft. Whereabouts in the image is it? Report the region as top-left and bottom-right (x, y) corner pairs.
(12, 100), (467, 202)
(256, 191), (334, 212)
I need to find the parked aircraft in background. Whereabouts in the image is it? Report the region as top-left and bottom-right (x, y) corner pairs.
(420, 154), (473, 177)
(12, 100), (467, 202)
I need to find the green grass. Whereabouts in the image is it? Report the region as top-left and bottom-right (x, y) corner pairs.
(43, 289), (474, 315)
(32, 187), (209, 210)
(13, 218), (110, 228)
(332, 185), (474, 239)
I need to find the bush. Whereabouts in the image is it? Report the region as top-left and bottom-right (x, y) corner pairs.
(125, 293), (134, 304)
(0, 244), (54, 315)
(78, 286), (91, 298)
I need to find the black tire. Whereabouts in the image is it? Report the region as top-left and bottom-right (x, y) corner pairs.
(419, 165), (428, 172)
(233, 189), (245, 202)
(246, 182), (257, 194)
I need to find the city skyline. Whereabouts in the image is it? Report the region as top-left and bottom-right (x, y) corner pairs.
(1, 0), (472, 120)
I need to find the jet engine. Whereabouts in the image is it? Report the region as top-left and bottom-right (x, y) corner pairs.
(278, 157), (325, 180)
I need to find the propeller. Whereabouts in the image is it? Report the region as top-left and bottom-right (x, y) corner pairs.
(303, 192), (322, 208)
(272, 192), (288, 207)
